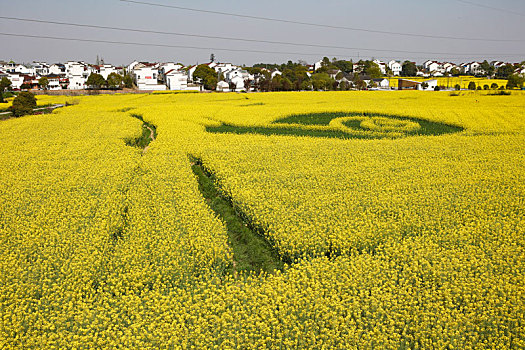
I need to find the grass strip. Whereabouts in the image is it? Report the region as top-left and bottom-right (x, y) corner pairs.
(125, 113), (157, 149)
(206, 112), (463, 140)
(190, 156), (284, 274)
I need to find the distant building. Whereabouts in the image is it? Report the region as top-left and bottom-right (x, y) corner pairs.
(372, 78), (390, 89)
(373, 60), (387, 75)
(388, 60), (402, 76)
(398, 79), (437, 90)
(97, 64), (119, 80)
(6, 73), (23, 90)
(65, 61), (90, 90)
(133, 66), (166, 91)
(165, 69), (188, 90)
(216, 80), (230, 92)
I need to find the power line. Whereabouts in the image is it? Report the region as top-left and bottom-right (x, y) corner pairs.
(0, 32), (366, 57)
(455, 0), (525, 17)
(1, 32), (522, 62)
(1, 16), (523, 58)
(119, 0), (524, 42)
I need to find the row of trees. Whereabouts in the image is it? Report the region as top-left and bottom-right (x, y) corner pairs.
(85, 73), (134, 89)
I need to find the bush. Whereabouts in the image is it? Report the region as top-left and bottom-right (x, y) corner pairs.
(477, 86), (482, 90)
(468, 82), (477, 90)
(8, 91), (37, 117)
(483, 85), (489, 90)
(434, 86), (441, 91)
(490, 83), (498, 90)
(455, 84), (461, 91)
(507, 74), (525, 89)
(489, 90), (511, 96)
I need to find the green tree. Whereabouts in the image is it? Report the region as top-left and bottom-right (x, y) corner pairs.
(107, 73), (123, 89)
(355, 79), (367, 90)
(9, 91), (37, 117)
(468, 81), (477, 90)
(490, 83), (498, 90)
(123, 74), (134, 89)
(38, 77), (49, 90)
(496, 64), (515, 79)
(332, 60), (353, 73)
(0, 77), (12, 103)
(401, 61), (417, 77)
(365, 63), (382, 79)
(507, 74), (525, 89)
(270, 75), (283, 91)
(480, 60), (494, 77)
(281, 77), (293, 91)
(311, 73), (333, 91)
(339, 80), (350, 91)
(299, 79), (312, 91)
(193, 64), (217, 90)
(86, 73), (106, 89)
(450, 68), (461, 76)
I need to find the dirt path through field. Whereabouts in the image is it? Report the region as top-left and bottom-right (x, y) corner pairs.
(142, 125), (156, 154)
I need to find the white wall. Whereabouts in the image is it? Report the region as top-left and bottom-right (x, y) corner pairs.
(166, 72), (188, 90)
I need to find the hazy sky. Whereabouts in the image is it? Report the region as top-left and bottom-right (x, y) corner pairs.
(1, 0), (524, 66)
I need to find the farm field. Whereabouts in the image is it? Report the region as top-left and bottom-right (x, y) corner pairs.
(1, 91), (524, 348)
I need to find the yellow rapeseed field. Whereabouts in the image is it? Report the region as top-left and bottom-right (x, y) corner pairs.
(1, 91), (524, 348)
(387, 76), (509, 89)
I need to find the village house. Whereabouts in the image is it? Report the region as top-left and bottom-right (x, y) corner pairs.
(0, 70), (8, 79)
(131, 62), (166, 91)
(327, 69), (342, 80)
(22, 75), (40, 90)
(33, 62), (50, 76)
(373, 60), (387, 75)
(388, 60), (402, 76)
(158, 62), (184, 83)
(398, 78), (438, 91)
(224, 68), (250, 91)
(3, 63), (35, 75)
(6, 72), (23, 90)
(96, 64), (120, 80)
(371, 78), (390, 89)
(213, 62), (235, 75)
(313, 60), (323, 71)
(165, 69), (190, 90)
(186, 64), (207, 82)
(271, 69), (282, 78)
(216, 80), (230, 92)
(460, 62), (483, 76)
(490, 61), (506, 69)
(48, 63), (66, 76)
(424, 60), (441, 73)
(43, 74), (63, 90)
(65, 61), (90, 90)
